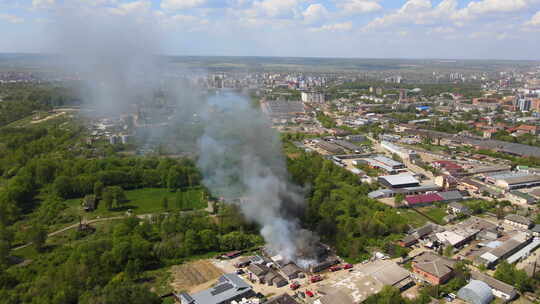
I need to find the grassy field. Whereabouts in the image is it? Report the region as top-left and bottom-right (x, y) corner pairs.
(420, 204), (448, 224)
(399, 209), (429, 227)
(64, 187), (208, 220)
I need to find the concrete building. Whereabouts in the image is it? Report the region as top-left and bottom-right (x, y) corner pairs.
(176, 274), (254, 304)
(380, 141), (418, 161)
(301, 91), (325, 103)
(485, 171), (540, 190)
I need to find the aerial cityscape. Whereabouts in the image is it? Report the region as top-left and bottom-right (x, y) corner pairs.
(1, 1), (540, 304)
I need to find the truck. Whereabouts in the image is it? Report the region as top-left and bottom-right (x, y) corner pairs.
(330, 265), (342, 272)
(310, 275), (323, 283)
(290, 282), (300, 290)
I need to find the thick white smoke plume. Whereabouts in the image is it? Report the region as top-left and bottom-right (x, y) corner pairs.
(197, 93), (311, 263)
(46, 4), (314, 263)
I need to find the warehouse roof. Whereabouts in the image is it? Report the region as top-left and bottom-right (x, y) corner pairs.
(373, 155), (403, 168)
(379, 174), (419, 186)
(264, 293), (299, 304)
(438, 191), (464, 201)
(457, 280), (493, 304)
(471, 271), (516, 296)
(180, 273), (253, 304)
(505, 214), (532, 226)
(319, 289), (355, 304)
(507, 238), (540, 264)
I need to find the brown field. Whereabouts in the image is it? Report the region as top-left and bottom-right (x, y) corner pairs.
(169, 260), (224, 293)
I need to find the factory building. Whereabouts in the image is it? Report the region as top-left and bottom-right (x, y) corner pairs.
(380, 141), (419, 161)
(316, 140), (344, 154)
(470, 271), (517, 301)
(364, 155), (406, 174)
(176, 274), (254, 304)
(378, 174), (420, 189)
(484, 171), (540, 190)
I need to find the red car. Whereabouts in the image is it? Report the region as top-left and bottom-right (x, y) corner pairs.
(330, 265), (342, 272)
(290, 282), (300, 290)
(310, 275), (323, 283)
(306, 290), (314, 297)
(343, 263), (353, 269)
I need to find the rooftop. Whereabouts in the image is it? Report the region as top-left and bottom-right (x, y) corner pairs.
(379, 174), (419, 186)
(471, 271), (516, 296)
(413, 252), (456, 279)
(178, 273), (253, 304)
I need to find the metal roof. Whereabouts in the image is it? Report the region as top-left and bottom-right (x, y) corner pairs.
(471, 271), (516, 296)
(372, 155), (403, 168)
(379, 174), (419, 186)
(184, 273), (253, 304)
(438, 191), (463, 201)
(458, 280), (494, 304)
(507, 238), (540, 264)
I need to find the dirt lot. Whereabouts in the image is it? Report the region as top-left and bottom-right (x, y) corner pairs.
(169, 260), (224, 293)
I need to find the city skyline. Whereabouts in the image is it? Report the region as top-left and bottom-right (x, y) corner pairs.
(0, 0), (539, 60)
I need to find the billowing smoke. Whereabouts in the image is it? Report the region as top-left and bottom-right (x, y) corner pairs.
(197, 92), (314, 264)
(45, 4), (315, 264)
(48, 5), (161, 116)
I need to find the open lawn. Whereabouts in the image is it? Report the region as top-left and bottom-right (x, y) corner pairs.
(64, 187), (208, 220)
(419, 204), (448, 224)
(399, 209), (428, 228)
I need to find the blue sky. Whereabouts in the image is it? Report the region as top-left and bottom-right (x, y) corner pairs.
(1, 0), (540, 59)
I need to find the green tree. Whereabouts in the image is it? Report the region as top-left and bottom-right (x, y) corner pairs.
(103, 188), (114, 210)
(443, 245), (453, 257)
(494, 261), (532, 292)
(94, 181), (104, 199)
(162, 197), (169, 211)
(394, 193), (405, 205)
(125, 259), (142, 280)
(28, 224), (47, 252)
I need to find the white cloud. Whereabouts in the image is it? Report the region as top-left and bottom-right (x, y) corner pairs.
(32, 0), (55, 9)
(364, 0), (433, 29)
(250, 0), (303, 18)
(161, 0), (207, 11)
(336, 0), (382, 14)
(526, 11), (540, 26)
(454, 0), (535, 21)
(429, 26), (455, 34)
(302, 3), (328, 23)
(311, 21), (352, 31)
(0, 14), (24, 24)
(109, 0), (152, 15)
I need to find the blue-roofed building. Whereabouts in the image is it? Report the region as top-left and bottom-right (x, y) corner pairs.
(457, 280), (494, 304)
(176, 273), (255, 304)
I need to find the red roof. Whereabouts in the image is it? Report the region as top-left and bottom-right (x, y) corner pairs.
(433, 160), (462, 170)
(405, 193), (443, 206)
